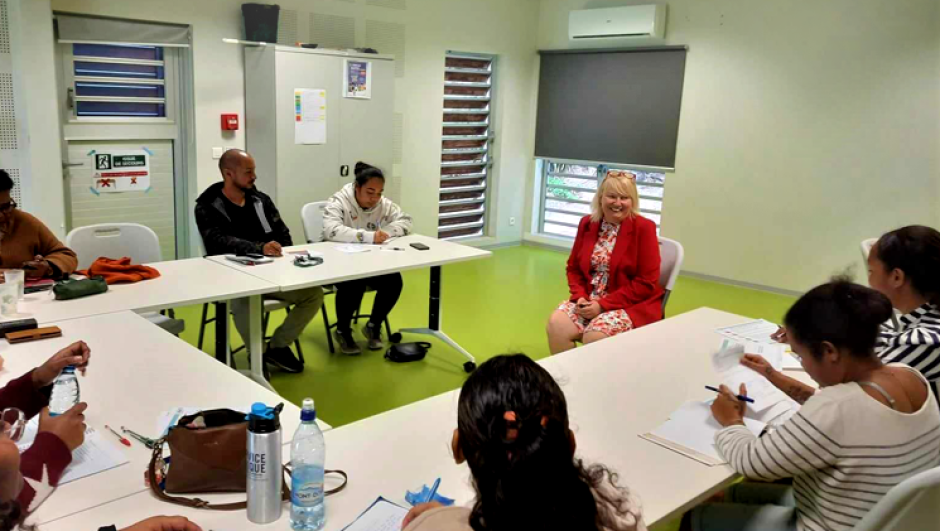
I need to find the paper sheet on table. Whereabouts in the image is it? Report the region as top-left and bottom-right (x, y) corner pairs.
(341, 497), (408, 531)
(640, 401), (766, 466)
(17, 420), (128, 484)
(781, 349), (803, 371)
(294, 89), (327, 145)
(712, 339), (788, 412)
(716, 319), (780, 345)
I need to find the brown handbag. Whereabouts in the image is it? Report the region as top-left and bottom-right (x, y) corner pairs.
(147, 408), (347, 510)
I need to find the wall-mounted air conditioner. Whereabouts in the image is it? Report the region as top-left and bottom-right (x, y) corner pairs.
(568, 5), (666, 46)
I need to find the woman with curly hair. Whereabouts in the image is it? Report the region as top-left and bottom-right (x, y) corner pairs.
(402, 354), (645, 531)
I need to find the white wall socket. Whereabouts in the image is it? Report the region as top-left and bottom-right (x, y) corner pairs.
(509, 217), (516, 226)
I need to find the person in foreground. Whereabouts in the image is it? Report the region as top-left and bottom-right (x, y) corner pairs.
(322, 162), (413, 354)
(401, 354), (646, 531)
(0, 341), (89, 527)
(687, 279), (940, 531)
(0, 170), (77, 279)
(195, 149), (323, 373)
(773, 225), (940, 401)
(0, 343), (201, 531)
(546, 170), (663, 354)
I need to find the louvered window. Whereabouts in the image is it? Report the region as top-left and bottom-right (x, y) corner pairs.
(539, 161), (665, 238)
(69, 44), (167, 118)
(439, 53), (493, 240)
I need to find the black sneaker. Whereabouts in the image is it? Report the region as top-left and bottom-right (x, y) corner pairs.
(333, 329), (361, 355)
(264, 345), (304, 373)
(361, 322), (384, 351)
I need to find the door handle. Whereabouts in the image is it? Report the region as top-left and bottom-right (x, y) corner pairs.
(62, 162), (83, 168)
(340, 165), (349, 177)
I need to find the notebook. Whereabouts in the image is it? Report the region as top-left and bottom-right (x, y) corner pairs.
(341, 497), (409, 531)
(640, 400), (767, 466)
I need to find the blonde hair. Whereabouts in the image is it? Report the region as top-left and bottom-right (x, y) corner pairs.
(591, 171), (640, 222)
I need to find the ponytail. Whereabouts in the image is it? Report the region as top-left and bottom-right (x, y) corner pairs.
(874, 225), (940, 305)
(457, 354), (632, 531)
(353, 162), (385, 187)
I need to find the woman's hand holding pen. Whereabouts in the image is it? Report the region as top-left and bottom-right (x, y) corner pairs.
(711, 383), (748, 427)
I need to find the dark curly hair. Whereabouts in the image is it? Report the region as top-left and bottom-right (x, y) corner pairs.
(457, 354), (633, 531)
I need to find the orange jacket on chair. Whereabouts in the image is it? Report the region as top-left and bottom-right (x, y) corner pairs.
(566, 215), (664, 328)
(76, 257), (161, 285)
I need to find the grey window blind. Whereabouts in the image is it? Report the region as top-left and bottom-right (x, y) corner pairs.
(56, 13), (190, 47)
(535, 47), (686, 170)
(439, 53), (494, 240)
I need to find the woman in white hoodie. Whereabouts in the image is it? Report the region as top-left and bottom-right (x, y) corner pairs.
(323, 162), (414, 354)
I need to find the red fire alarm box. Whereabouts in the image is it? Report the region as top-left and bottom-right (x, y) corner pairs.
(221, 114), (239, 131)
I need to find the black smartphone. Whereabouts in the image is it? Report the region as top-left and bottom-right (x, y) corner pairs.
(246, 253), (265, 259)
(410, 243), (430, 251)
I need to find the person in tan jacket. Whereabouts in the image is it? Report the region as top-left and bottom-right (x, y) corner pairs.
(0, 170), (77, 279)
(402, 354), (646, 531)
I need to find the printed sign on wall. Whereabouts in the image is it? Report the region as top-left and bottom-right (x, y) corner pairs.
(91, 149), (151, 192)
(344, 59), (372, 99)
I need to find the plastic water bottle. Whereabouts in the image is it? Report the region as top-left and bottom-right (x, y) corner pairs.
(48, 366), (80, 416)
(290, 398), (325, 531)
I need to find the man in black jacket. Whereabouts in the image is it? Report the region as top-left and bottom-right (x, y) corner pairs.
(195, 149), (322, 373)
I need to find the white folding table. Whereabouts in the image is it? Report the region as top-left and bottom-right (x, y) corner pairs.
(1, 258), (280, 390)
(39, 307), (813, 531)
(0, 311), (330, 527)
(207, 234), (492, 385)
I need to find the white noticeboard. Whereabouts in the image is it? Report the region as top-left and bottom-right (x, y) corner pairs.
(344, 59), (372, 99)
(91, 149), (151, 193)
(294, 88), (327, 145)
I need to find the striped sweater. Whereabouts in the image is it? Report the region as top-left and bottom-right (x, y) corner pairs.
(876, 303), (940, 399)
(715, 365), (940, 531)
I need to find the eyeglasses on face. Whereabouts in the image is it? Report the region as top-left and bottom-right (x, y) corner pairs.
(0, 201), (17, 213)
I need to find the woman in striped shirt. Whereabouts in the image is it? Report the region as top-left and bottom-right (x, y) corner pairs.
(867, 225), (940, 399)
(686, 279), (940, 531)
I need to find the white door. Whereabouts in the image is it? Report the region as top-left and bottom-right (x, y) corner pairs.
(338, 58), (395, 190)
(57, 41), (182, 260)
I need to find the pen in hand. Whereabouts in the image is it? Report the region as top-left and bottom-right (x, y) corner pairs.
(424, 477), (441, 504)
(705, 385), (755, 404)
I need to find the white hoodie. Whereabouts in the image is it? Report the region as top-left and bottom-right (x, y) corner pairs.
(322, 183), (413, 243)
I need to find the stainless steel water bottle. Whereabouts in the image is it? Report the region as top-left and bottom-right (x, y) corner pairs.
(247, 402), (284, 524)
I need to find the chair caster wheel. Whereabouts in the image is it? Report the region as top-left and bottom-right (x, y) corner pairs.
(390, 332), (403, 344)
(463, 362), (477, 373)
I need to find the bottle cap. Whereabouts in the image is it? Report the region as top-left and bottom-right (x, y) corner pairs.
(62, 366), (76, 374)
(300, 398), (316, 422)
(249, 402), (282, 433)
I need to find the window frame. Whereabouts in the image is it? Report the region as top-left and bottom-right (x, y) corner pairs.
(61, 43), (178, 124)
(537, 158), (666, 239)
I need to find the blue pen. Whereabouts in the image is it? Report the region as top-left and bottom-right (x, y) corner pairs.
(424, 478), (441, 504)
(705, 385), (755, 404)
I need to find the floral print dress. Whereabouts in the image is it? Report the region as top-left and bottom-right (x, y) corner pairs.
(558, 221), (635, 337)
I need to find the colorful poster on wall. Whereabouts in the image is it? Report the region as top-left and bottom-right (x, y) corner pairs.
(91, 150), (151, 193)
(344, 59), (372, 99)
(294, 89), (327, 145)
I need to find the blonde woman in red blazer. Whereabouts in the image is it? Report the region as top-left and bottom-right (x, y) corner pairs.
(546, 171), (664, 354)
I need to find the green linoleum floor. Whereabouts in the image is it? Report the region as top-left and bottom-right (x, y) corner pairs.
(175, 244), (795, 428)
(171, 245), (795, 531)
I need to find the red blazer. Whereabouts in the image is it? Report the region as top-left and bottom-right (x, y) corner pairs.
(566, 215), (664, 328)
